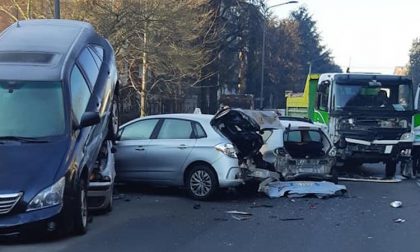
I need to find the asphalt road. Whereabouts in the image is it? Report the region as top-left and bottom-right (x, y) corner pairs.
(2, 164), (420, 252)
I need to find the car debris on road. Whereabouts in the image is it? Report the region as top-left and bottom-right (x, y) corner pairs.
(226, 210), (253, 221)
(260, 181), (347, 199)
(390, 201), (403, 208)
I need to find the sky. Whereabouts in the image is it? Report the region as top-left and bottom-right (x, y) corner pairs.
(267, 0), (420, 74)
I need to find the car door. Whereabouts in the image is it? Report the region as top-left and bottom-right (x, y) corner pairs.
(144, 118), (197, 183)
(114, 119), (160, 181)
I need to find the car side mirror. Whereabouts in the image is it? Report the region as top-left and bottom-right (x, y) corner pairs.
(79, 112), (101, 128)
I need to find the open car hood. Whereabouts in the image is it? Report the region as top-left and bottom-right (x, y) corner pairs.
(211, 108), (282, 159)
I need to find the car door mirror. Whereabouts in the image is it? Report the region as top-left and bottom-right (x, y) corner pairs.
(79, 112), (101, 128)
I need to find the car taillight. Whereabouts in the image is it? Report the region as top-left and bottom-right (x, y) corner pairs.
(215, 143), (237, 158)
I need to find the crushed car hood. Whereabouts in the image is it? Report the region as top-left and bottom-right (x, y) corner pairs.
(211, 108), (282, 159)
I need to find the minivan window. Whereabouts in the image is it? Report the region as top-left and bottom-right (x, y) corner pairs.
(0, 81), (65, 137)
(70, 65), (91, 123)
(120, 119), (159, 140)
(88, 47), (102, 69)
(157, 119), (193, 139)
(78, 48), (99, 87)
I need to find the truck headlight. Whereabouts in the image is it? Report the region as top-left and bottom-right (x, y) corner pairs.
(215, 143), (237, 158)
(27, 177), (65, 211)
(400, 132), (414, 141)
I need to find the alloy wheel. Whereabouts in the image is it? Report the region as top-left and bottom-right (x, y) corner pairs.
(190, 170), (212, 197)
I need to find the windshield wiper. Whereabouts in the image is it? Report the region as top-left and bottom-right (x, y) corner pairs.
(0, 136), (50, 143)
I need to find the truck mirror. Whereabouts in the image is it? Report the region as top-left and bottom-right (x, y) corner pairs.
(318, 80), (330, 92)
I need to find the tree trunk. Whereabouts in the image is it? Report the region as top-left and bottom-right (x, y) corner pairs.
(140, 22), (148, 117)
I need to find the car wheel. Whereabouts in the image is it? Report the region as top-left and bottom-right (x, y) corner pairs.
(186, 165), (218, 201)
(330, 167), (339, 184)
(107, 95), (119, 141)
(74, 178), (88, 235)
(104, 184), (113, 213)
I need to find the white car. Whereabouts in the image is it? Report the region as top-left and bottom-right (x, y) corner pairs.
(261, 117), (337, 182)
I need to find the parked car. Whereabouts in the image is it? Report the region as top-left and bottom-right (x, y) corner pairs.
(212, 108), (337, 182)
(0, 19), (119, 237)
(88, 141), (116, 212)
(114, 114), (246, 200)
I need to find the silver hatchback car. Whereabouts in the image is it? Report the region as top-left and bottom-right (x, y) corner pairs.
(114, 114), (245, 200)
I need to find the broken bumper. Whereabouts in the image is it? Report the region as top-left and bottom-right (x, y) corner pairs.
(340, 138), (412, 162)
(275, 158), (334, 180)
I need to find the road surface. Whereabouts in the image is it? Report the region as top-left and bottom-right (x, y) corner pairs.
(1, 164), (420, 252)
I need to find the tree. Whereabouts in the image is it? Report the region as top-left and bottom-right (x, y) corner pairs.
(291, 7), (341, 90)
(409, 38), (420, 85)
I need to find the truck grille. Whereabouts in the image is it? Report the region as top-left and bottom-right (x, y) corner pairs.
(0, 193), (22, 215)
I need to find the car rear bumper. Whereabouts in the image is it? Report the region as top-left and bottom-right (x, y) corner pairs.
(211, 156), (246, 187)
(88, 181), (112, 210)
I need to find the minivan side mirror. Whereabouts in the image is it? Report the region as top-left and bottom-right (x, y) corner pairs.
(79, 112), (101, 128)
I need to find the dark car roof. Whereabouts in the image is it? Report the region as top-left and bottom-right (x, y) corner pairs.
(0, 19), (100, 81)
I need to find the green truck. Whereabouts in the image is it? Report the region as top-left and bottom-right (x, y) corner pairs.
(287, 73), (416, 177)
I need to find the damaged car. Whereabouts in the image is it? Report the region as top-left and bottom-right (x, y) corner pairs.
(211, 108), (337, 183)
(88, 141), (115, 212)
(269, 118), (336, 182)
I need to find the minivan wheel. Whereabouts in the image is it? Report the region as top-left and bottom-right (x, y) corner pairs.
(74, 178), (88, 235)
(186, 165), (218, 201)
(107, 95), (119, 141)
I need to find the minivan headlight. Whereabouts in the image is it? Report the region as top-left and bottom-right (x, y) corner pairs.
(215, 143), (237, 158)
(27, 177), (65, 211)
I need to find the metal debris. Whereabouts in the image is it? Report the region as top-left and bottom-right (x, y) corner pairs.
(390, 201), (402, 208)
(226, 210), (253, 221)
(338, 177), (401, 183)
(261, 181), (347, 198)
(394, 218), (406, 223)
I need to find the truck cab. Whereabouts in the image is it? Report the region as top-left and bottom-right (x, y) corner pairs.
(314, 73), (414, 177)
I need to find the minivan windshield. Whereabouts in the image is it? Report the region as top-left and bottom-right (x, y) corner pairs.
(0, 81), (65, 138)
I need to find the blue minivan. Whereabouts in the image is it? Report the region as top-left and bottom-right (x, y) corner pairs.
(0, 19), (119, 237)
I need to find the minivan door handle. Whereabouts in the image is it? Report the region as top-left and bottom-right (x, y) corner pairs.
(178, 144), (188, 149)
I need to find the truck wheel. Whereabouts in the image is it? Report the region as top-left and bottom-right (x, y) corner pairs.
(74, 177), (88, 235)
(385, 161), (397, 178)
(401, 160), (414, 179)
(186, 165), (218, 201)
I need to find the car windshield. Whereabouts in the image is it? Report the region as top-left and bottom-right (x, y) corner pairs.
(0, 81), (65, 138)
(334, 81), (413, 112)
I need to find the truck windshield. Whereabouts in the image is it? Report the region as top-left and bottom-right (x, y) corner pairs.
(334, 82), (413, 112)
(0, 81), (65, 138)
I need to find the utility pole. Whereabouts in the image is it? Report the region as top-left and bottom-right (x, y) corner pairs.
(54, 0), (60, 19)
